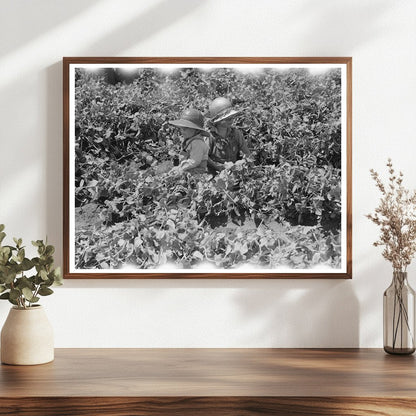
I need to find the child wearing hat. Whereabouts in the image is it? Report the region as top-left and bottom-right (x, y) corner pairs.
(206, 97), (251, 175)
(169, 108), (210, 175)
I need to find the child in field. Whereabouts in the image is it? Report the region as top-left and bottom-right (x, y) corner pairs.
(206, 97), (251, 175)
(169, 109), (210, 175)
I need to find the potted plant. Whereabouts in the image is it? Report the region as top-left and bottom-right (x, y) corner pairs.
(0, 224), (62, 365)
(367, 160), (416, 354)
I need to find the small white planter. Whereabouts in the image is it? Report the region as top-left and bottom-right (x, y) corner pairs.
(1, 305), (54, 365)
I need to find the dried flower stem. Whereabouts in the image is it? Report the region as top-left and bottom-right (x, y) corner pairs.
(366, 159), (416, 272)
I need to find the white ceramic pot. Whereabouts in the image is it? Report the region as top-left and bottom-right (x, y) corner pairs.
(1, 305), (54, 365)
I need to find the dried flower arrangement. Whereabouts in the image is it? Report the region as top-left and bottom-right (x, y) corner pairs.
(367, 159), (416, 272)
(367, 159), (416, 354)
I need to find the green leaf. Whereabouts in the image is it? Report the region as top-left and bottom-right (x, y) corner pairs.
(3, 245), (17, 252)
(17, 276), (35, 290)
(43, 256), (54, 266)
(45, 245), (55, 256)
(30, 296), (40, 303)
(31, 257), (40, 266)
(39, 269), (48, 281)
(1, 271), (17, 285)
(38, 287), (54, 296)
(0, 246), (10, 255)
(17, 248), (25, 263)
(0, 285), (6, 294)
(0, 246), (10, 265)
(0, 292), (10, 299)
(0, 232), (6, 245)
(13, 237), (22, 248)
(21, 258), (34, 271)
(22, 287), (34, 301)
(9, 288), (21, 301)
(0, 224), (4, 232)
(52, 267), (63, 285)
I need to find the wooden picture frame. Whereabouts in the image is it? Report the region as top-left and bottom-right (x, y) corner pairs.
(63, 57), (352, 279)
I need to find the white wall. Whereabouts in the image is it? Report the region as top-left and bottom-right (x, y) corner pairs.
(1, 0), (415, 347)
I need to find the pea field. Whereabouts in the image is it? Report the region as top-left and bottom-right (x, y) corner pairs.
(74, 66), (343, 271)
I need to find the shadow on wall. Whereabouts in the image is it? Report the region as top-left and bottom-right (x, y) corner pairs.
(0, 302), (10, 329)
(233, 280), (359, 348)
(82, 0), (206, 55)
(0, 0), (101, 57)
(57, 277), (359, 348)
(46, 0), (205, 265)
(46, 62), (64, 263)
(355, 251), (400, 348)
(291, 0), (393, 52)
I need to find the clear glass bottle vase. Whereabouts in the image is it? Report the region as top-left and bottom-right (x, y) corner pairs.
(383, 271), (416, 355)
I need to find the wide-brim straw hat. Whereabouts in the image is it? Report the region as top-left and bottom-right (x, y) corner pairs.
(207, 97), (244, 124)
(169, 108), (210, 136)
(210, 108), (244, 123)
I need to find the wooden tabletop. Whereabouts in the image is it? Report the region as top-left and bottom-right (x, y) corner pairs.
(1, 348), (416, 415)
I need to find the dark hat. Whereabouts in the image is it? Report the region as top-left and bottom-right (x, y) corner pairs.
(169, 108), (209, 136)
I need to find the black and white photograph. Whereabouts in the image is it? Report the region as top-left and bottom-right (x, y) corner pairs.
(64, 58), (352, 278)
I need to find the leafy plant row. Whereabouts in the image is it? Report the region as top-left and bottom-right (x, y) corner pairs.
(76, 215), (340, 270)
(75, 158), (341, 269)
(75, 67), (341, 170)
(74, 67), (343, 270)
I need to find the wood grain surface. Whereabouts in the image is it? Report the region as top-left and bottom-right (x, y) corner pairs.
(1, 348), (415, 415)
(1, 397), (416, 416)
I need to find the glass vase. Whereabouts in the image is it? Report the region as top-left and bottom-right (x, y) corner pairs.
(383, 271), (415, 355)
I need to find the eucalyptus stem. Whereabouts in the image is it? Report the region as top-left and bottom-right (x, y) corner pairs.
(32, 284), (41, 302)
(0, 224), (62, 309)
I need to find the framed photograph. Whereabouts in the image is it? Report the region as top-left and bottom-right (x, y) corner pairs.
(63, 57), (352, 279)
